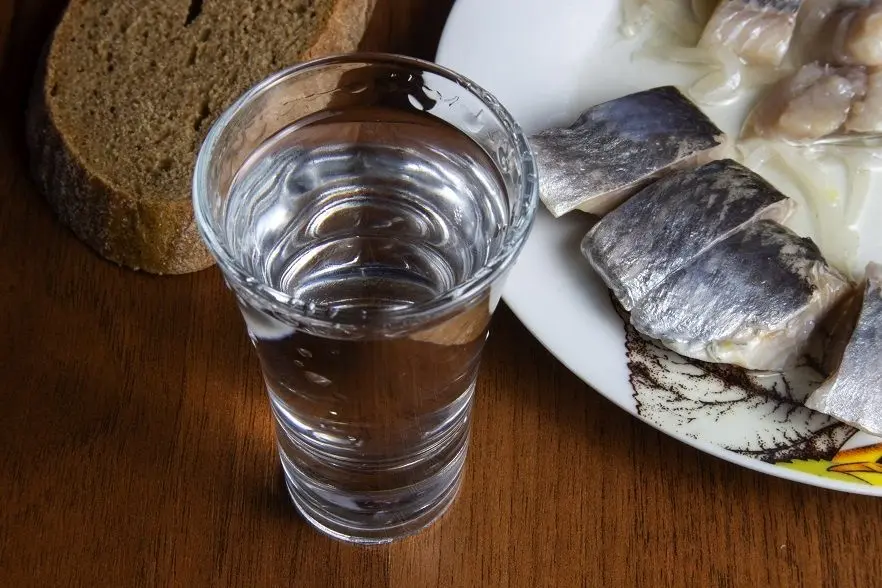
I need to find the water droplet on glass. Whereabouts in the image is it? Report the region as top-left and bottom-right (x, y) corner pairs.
(407, 94), (425, 111)
(345, 82), (368, 94)
(423, 86), (440, 100)
(304, 371), (332, 386)
(293, 359), (304, 368)
(297, 347), (313, 358)
(464, 115), (483, 133)
(497, 147), (510, 173)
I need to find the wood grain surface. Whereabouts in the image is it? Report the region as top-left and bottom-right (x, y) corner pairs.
(0, 0), (11, 68)
(2, 1), (882, 587)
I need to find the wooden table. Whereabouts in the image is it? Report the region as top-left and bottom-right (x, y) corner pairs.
(2, 2), (881, 587)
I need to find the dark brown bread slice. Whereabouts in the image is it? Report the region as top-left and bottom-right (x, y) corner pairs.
(26, 0), (376, 274)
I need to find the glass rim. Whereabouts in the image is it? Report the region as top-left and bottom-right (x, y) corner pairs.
(192, 52), (539, 333)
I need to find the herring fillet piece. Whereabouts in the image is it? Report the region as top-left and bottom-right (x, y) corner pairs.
(741, 62), (882, 142)
(631, 220), (851, 371)
(582, 159), (794, 311)
(846, 66), (882, 133)
(805, 263), (882, 435)
(811, 0), (882, 67)
(530, 86), (726, 217)
(699, 0), (803, 67)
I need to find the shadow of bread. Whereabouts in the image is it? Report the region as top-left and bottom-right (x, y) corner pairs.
(0, 0), (11, 68)
(0, 0), (68, 119)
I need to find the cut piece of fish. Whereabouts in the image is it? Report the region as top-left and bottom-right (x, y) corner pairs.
(630, 220), (851, 371)
(805, 262), (882, 435)
(582, 159), (794, 311)
(699, 0), (804, 67)
(530, 86), (727, 217)
(846, 66), (882, 132)
(741, 62), (882, 142)
(811, 0), (882, 66)
(806, 285), (864, 375)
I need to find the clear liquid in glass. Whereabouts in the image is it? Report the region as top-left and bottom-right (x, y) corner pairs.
(224, 106), (507, 542)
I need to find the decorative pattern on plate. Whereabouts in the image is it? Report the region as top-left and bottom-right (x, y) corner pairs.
(619, 304), (882, 486)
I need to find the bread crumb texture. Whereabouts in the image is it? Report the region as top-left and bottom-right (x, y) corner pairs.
(30, 0), (339, 274)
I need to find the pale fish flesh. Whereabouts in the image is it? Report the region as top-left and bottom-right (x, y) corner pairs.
(530, 86), (727, 217)
(811, 0), (882, 66)
(630, 220), (851, 371)
(846, 66), (882, 132)
(742, 62), (882, 142)
(806, 285), (863, 375)
(699, 0), (803, 66)
(805, 262), (882, 435)
(582, 159), (794, 311)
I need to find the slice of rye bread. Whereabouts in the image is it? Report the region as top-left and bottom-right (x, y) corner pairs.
(26, 0), (376, 274)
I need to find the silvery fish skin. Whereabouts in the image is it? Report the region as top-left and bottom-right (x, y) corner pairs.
(582, 159), (794, 311)
(805, 263), (882, 435)
(700, 0), (803, 67)
(530, 86), (727, 217)
(631, 220), (851, 371)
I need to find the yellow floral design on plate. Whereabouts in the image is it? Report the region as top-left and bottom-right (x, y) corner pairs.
(778, 444), (882, 486)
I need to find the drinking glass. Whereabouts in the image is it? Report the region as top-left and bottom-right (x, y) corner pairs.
(193, 53), (537, 544)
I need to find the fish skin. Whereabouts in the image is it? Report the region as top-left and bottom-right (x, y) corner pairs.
(582, 159), (794, 311)
(700, 0), (803, 67)
(749, 0), (803, 9)
(530, 86), (726, 217)
(631, 220), (851, 371)
(806, 263), (882, 436)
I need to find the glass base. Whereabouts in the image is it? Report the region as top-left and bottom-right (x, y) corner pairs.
(280, 444), (467, 545)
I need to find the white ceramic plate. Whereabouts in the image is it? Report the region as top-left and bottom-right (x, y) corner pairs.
(437, 0), (882, 495)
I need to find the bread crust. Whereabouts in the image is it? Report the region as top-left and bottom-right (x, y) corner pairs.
(26, 0), (377, 275)
(305, 0), (376, 59)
